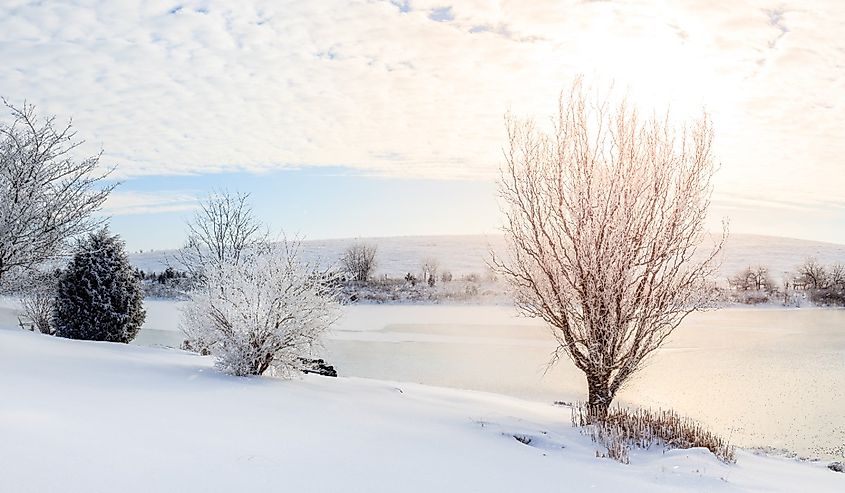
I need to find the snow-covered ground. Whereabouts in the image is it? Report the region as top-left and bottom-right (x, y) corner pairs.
(1, 326), (842, 492)
(130, 233), (845, 283)
(5, 298), (843, 459)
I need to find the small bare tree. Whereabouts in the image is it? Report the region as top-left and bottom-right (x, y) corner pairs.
(729, 266), (772, 292)
(830, 263), (845, 289)
(494, 80), (724, 415)
(341, 243), (377, 282)
(177, 190), (267, 277)
(0, 101), (113, 284)
(18, 268), (60, 334)
(796, 258), (829, 290)
(421, 257), (439, 286)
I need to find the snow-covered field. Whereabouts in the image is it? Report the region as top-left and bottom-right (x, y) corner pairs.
(130, 233), (845, 283)
(1, 326), (842, 492)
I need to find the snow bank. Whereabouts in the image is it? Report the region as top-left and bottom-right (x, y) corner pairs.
(0, 327), (840, 492)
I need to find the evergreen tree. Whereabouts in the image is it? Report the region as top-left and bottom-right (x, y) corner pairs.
(54, 228), (146, 343)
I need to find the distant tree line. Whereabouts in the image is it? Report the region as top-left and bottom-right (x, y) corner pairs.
(727, 258), (845, 306)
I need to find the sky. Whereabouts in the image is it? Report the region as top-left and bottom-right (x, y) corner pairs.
(1, 0), (844, 251)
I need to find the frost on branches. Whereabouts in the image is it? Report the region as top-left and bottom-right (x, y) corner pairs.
(0, 101), (113, 284)
(494, 79), (725, 416)
(181, 244), (338, 377)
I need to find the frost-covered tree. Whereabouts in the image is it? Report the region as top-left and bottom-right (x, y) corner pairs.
(177, 190), (267, 277)
(0, 101), (114, 284)
(729, 266), (772, 292)
(341, 243), (377, 282)
(796, 258), (828, 290)
(181, 243), (338, 377)
(830, 263), (845, 289)
(53, 228), (145, 343)
(494, 80), (725, 416)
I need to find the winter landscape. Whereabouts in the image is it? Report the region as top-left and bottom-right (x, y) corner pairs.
(2, 1), (845, 492)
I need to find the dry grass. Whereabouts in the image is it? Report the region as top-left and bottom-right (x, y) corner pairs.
(571, 403), (736, 464)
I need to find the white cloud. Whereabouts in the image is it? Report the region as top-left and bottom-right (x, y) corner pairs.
(100, 191), (199, 216)
(0, 0), (843, 213)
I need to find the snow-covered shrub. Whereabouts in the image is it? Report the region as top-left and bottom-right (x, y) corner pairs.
(181, 246), (338, 377)
(53, 228), (146, 343)
(18, 269), (60, 334)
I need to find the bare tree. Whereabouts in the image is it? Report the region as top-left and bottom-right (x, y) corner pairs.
(341, 243), (377, 282)
(421, 257), (439, 286)
(18, 268), (60, 334)
(493, 80), (724, 416)
(729, 266), (772, 292)
(795, 258), (828, 290)
(0, 101), (114, 284)
(830, 263), (845, 289)
(177, 190), (267, 277)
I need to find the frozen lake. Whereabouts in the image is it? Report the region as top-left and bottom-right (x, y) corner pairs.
(2, 298), (843, 459)
(328, 305), (845, 461)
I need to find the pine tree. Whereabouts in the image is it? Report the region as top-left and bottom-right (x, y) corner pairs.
(54, 228), (146, 343)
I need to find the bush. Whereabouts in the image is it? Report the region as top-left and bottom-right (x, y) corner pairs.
(54, 229), (146, 343)
(18, 269), (60, 335)
(181, 247), (338, 376)
(571, 403), (735, 464)
(341, 243), (377, 282)
(462, 272), (481, 283)
(809, 288), (845, 306)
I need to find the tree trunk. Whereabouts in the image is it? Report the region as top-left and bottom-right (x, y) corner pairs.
(586, 375), (613, 419)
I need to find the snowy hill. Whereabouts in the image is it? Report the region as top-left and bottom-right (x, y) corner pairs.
(0, 327), (841, 492)
(130, 233), (845, 283)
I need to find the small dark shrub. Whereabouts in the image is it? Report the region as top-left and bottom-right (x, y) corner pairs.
(54, 228), (146, 343)
(404, 272), (417, 286)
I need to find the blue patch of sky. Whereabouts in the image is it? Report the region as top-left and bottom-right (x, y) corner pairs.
(108, 167), (500, 252)
(429, 6), (454, 22)
(391, 1), (411, 13)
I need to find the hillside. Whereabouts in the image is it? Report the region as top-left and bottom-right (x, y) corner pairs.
(130, 233), (845, 284)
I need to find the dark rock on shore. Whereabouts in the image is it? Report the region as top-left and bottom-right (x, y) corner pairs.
(298, 357), (338, 377)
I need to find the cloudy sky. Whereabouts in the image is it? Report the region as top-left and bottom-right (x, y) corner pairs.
(2, 0), (844, 250)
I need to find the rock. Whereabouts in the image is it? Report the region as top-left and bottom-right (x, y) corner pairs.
(298, 357), (337, 377)
(828, 462), (844, 473)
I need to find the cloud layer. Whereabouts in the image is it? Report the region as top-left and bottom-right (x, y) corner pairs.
(100, 190), (200, 216)
(1, 0), (843, 216)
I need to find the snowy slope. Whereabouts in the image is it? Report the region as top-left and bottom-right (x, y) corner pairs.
(0, 327), (842, 492)
(129, 233), (845, 282)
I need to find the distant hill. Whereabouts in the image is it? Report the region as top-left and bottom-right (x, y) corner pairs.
(130, 233), (845, 284)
